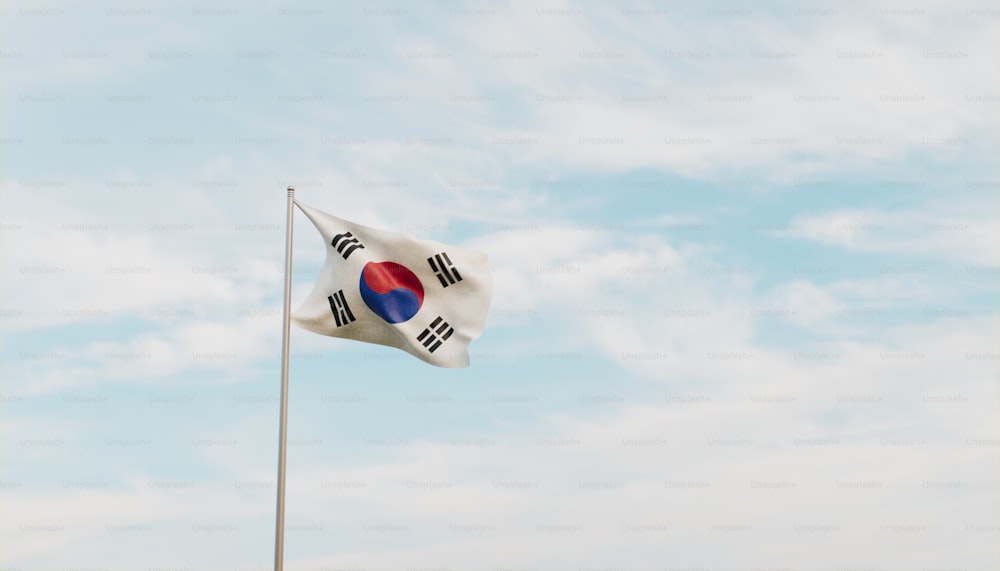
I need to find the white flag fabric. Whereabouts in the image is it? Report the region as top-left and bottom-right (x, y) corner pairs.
(291, 200), (492, 368)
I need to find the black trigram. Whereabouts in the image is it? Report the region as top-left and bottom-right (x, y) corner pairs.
(331, 231), (365, 259)
(416, 316), (454, 353)
(427, 252), (462, 288)
(327, 289), (356, 327)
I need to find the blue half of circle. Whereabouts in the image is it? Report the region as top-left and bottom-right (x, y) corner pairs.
(359, 280), (422, 324)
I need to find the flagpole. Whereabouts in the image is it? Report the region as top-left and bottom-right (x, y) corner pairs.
(274, 185), (295, 571)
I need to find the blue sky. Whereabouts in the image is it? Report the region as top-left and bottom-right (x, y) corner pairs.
(1, 0), (997, 569)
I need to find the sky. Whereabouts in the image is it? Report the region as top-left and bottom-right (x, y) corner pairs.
(1, 1), (998, 569)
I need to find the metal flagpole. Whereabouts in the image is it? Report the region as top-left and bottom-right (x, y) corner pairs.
(274, 185), (295, 571)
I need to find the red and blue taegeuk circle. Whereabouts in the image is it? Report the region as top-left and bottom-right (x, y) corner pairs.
(359, 261), (424, 323)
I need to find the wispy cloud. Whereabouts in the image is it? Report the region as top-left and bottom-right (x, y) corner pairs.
(780, 201), (999, 266)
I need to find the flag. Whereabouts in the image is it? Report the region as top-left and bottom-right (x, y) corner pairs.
(291, 200), (492, 368)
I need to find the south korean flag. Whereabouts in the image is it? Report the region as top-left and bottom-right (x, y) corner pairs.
(291, 200), (492, 368)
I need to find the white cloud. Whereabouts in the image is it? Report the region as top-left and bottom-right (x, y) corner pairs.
(271, 315), (997, 568)
(781, 201), (999, 267)
(425, 2), (1000, 181)
(1, 481), (274, 569)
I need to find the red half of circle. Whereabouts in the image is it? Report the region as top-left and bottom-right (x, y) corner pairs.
(363, 261), (425, 303)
